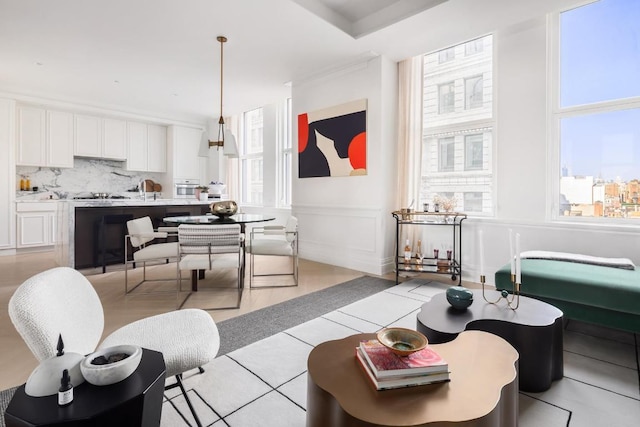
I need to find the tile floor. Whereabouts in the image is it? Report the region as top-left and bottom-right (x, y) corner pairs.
(162, 280), (640, 426)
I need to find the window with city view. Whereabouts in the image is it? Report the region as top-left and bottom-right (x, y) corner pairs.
(557, 0), (640, 219)
(421, 34), (493, 214)
(240, 107), (264, 205)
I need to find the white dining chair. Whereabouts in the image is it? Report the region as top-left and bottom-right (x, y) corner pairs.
(177, 223), (244, 310)
(246, 216), (298, 288)
(124, 216), (179, 295)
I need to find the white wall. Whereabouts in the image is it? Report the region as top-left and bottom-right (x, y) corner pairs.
(292, 55), (398, 275)
(290, 10), (640, 284)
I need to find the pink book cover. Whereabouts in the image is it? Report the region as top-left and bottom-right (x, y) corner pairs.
(359, 339), (448, 378)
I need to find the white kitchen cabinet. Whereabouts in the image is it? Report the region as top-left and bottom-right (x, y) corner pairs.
(0, 98), (16, 250)
(16, 202), (57, 248)
(74, 114), (102, 158)
(16, 105), (46, 166)
(17, 105), (74, 168)
(74, 115), (127, 160)
(126, 121), (148, 171)
(102, 118), (127, 160)
(170, 125), (203, 180)
(126, 122), (167, 172)
(47, 110), (74, 167)
(147, 124), (167, 172)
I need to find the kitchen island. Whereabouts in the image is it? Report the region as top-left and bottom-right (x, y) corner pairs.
(55, 199), (215, 269)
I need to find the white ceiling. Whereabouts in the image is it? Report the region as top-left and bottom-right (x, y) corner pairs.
(0, 0), (581, 124)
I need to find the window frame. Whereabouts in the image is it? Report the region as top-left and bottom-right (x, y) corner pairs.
(548, 5), (640, 224)
(421, 34), (495, 217)
(239, 107), (264, 206)
(276, 98), (292, 208)
(438, 81), (455, 114)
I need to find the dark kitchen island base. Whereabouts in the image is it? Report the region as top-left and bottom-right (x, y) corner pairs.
(61, 201), (212, 269)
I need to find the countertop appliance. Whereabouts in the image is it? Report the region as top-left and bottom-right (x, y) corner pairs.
(174, 179), (199, 199)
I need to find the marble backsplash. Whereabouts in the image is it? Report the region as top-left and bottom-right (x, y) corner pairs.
(16, 158), (166, 199)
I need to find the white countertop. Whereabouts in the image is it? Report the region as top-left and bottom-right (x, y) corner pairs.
(16, 198), (219, 207)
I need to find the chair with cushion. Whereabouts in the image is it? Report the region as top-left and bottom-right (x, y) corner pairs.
(8, 266), (218, 427)
(246, 216), (298, 288)
(125, 216), (179, 295)
(177, 223), (244, 310)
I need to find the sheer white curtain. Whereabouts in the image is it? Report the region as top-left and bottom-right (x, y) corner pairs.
(225, 115), (240, 202)
(396, 56), (424, 258)
(396, 55), (423, 212)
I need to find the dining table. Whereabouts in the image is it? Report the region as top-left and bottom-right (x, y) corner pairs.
(162, 213), (276, 290)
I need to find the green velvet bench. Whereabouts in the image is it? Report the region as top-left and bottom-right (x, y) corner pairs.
(495, 257), (640, 333)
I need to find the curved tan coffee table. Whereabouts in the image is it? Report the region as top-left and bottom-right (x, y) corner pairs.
(306, 331), (518, 427)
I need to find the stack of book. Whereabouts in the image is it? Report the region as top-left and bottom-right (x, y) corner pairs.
(355, 339), (450, 390)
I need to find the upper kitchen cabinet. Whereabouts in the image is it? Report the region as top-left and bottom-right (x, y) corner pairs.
(74, 114), (127, 160)
(169, 125), (203, 180)
(126, 122), (167, 172)
(147, 124), (167, 173)
(16, 105), (74, 168)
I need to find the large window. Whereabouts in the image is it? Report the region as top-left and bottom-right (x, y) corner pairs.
(555, 0), (640, 219)
(240, 108), (263, 205)
(464, 76), (483, 109)
(438, 137), (455, 171)
(277, 98), (292, 207)
(438, 82), (455, 114)
(421, 34), (493, 215)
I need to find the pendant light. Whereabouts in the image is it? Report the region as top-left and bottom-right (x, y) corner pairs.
(199, 36), (238, 158)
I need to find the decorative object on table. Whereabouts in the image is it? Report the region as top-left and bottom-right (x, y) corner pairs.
(198, 36), (239, 158)
(479, 228), (521, 310)
(359, 339), (448, 377)
(445, 285), (474, 310)
(196, 185), (209, 201)
(24, 334), (85, 397)
(80, 344), (142, 386)
(210, 200), (238, 217)
(376, 327), (428, 356)
(298, 99), (367, 178)
(403, 239), (412, 269)
(356, 334), (449, 390)
(57, 369), (73, 406)
(208, 181), (227, 195)
(415, 239), (424, 270)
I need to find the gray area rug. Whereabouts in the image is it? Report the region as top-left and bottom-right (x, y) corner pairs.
(0, 275), (394, 425)
(217, 275), (395, 355)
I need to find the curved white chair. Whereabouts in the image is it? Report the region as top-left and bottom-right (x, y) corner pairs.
(9, 267), (219, 427)
(246, 216), (298, 288)
(177, 223), (244, 310)
(125, 216), (179, 294)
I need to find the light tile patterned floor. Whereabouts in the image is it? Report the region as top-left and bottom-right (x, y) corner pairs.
(163, 280), (640, 427)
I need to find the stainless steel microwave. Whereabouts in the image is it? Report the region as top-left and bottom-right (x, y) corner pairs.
(174, 180), (199, 198)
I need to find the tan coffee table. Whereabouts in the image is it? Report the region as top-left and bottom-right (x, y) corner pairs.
(306, 330), (518, 427)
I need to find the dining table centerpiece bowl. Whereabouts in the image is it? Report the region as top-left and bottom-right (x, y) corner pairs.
(210, 200), (238, 218)
(80, 344), (142, 386)
(376, 327), (428, 356)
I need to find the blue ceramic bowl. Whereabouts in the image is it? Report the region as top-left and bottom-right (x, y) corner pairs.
(446, 286), (474, 310)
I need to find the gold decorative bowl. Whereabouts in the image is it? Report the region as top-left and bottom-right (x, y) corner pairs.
(376, 328), (428, 356)
(210, 200), (238, 218)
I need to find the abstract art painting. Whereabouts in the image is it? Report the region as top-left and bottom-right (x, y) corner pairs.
(298, 99), (367, 178)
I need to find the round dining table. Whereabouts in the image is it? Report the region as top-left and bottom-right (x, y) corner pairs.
(162, 213), (275, 232)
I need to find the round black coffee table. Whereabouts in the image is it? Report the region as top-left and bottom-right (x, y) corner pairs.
(416, 289), (564, 392)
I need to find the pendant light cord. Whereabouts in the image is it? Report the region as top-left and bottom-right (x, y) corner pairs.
(217, 36), (227, 143)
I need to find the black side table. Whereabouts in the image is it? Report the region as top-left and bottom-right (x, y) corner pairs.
(416, 289), (564, 392)
(4, 349), (165, 427)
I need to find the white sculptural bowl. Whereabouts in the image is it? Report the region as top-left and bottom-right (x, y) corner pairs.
(80, 345), (142, 386)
